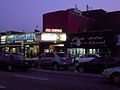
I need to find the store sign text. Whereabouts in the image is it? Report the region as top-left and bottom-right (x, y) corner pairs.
(41, 33), (66, 42)
(7, 34), (35, 42)
(45, 28), (62, 32)
(70, 36), (106, 47)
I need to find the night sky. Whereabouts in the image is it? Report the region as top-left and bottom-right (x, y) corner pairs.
(0, 0), (120, 32)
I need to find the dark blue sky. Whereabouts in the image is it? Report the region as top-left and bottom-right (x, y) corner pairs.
(0, 0), (120, 32)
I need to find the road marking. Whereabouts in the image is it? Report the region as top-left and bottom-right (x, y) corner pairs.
(14, 74), (49, 81)
(0, 85), (6, 89)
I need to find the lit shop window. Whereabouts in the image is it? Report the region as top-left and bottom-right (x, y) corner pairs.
(1, 35), (6, 44)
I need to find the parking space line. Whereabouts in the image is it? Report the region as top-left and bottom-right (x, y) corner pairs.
(0, 85), (6, 89)
(14, 74), (49, 81)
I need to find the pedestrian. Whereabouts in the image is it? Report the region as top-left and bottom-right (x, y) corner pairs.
(30, 50), (33, 58)
(26, 49), (29, 58)
(74, 64), (79, 73)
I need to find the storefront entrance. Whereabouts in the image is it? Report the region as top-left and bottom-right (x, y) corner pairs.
(25, 44), (39, 58)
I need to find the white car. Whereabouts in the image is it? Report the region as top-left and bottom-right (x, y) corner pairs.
(39, 52), (72, 70)
(73, 54), (101, 66)
(102, 67), (120, 83)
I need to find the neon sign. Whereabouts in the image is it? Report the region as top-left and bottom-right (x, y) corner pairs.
(45, 28), (62, 32)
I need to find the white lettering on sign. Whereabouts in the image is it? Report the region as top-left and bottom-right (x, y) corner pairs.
(45, 28), (62, 32)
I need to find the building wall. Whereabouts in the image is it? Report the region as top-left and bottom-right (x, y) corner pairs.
(68, 11), (94, 33)
(106, 11), (120, 30)
(43, 9), (94, 33)
(43, 11), (68, 32)
(82, 9), (107, 30)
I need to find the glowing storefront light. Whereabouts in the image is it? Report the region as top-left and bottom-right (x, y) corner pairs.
(1, 35), (6, 44)
(1, 36), (6, 42)
(41, 33), (66, 42)
(7, 34), (35, 42)
(41, 33), (57, 41)
(55, 44), (64, 46)
(58, 34), (66, 41)
(45, 28), (62, 32)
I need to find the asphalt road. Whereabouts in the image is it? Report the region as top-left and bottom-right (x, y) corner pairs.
(0, 68), (119, 90)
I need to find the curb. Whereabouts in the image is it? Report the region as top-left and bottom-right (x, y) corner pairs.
(31, 68), (104, 79)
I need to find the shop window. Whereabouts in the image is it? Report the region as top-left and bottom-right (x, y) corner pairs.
(5, 47), (9, 52)
(89, 49), (93, 54)
(67, 48), (85, 57)
(44, 49), (49, 52)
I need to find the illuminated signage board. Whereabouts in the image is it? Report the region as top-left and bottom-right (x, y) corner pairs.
(1, 35), (6, 44)
(41, 33), (66, 42)
(68, 31), (115, 48)
(45, 28), (62, 32)
(1, 36), (6, 42)
(7, 34), (35, 42)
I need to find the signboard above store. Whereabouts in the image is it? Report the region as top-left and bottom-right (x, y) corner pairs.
(45, 28), (62, 32)
(6, 34), (35, 43)
(67, 31), (116, 48)
(41, 33), (66, 42)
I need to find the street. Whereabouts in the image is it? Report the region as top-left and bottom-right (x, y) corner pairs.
(0, 68), (119, 90)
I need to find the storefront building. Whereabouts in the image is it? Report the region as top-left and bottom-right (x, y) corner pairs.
(0, 33), (40, 58)
(66, 31), (117, 57)
(42, 8), (120, 57)
(43, 8), (94, 33)
(38, 32), (67, 53)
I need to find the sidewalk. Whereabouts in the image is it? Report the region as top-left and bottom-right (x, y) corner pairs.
(31, 68), (104, 79)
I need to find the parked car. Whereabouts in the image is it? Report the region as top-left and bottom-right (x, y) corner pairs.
(73, 54), (101, 66)
(102, 66), (120, 83)
(76, 56), (120, 73)
(0, 53), (33, 71)
(26, 57), (39, 68)
(39, 52), (72, 70)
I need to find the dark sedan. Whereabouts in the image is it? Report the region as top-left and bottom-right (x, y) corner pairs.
(0, 53), (33, 71)
(76, 56), (120, 73)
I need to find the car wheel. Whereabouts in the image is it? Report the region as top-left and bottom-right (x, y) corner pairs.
(53, 63), (59, 70)
(110, 73), (120, 83)
(73, 61), (79, 67)
(78, 67), (84, 73)
(8, 65), (12, 71)
(63, 66), (69, 70)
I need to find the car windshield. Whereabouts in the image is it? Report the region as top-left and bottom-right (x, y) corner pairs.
(56, 53), (69, 57)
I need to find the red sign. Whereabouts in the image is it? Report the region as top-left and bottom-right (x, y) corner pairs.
(45, 28), (62, 32)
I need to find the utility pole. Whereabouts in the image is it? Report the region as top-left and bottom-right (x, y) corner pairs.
(86, 4), (89, 11)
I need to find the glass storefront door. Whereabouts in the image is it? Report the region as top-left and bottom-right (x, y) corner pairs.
(67, 48), (100, 57)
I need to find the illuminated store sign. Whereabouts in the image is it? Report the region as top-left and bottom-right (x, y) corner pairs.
(1, 35), (6, 44)
(68, 31), (115, 48)
(1, 36), (6, 42)
(45, 28), (62, 32)
(7, 34), (35, 42)
(41, 33), (66, 42)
